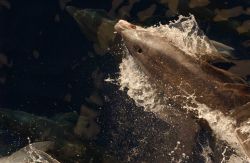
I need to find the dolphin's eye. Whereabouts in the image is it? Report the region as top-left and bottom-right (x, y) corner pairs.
(137, 48), (143, 53)
(133, 45), (143, 54)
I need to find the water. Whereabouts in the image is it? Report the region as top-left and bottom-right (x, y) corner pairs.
(116, 15), (250, 162)
(1, 5), (249, 161)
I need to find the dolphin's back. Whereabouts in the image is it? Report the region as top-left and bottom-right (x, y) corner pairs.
(141, 38), (250, 111)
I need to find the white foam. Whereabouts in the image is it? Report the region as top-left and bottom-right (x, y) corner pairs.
(119, 55), (167, 113)
(144, 15), (218, 60)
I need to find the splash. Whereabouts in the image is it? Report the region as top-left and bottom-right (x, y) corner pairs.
(118, 54), (249, 162)
(183, 97), (250, 162)
(116, 55), (190, 162)
(144, 15), (218, 60)
(0, 139), (59, 163)
(119, 55), (167, 113)
(117, 15), (250, 162)
(24, 138), (59, 163)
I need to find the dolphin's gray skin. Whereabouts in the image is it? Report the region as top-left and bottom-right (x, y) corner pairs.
(66, 6), (117, 55)
(115, 20), (250, 158)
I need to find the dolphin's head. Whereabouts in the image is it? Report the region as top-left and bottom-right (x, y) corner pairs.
(115, 21), (153, 65)
(66, 6), (115, 42)
(66, 6), (116, 54)
(114, 19), (198, 83)
(115, 20), (167, 74)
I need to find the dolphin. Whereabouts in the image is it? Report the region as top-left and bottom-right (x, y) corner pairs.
(114, 20), (250, 158)
(66, 6), (117, 55)
(0, 141), (60, 163)
(66, 6), (249, 159)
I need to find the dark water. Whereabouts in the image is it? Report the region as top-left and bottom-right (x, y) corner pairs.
(0, 0), (249, 162)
